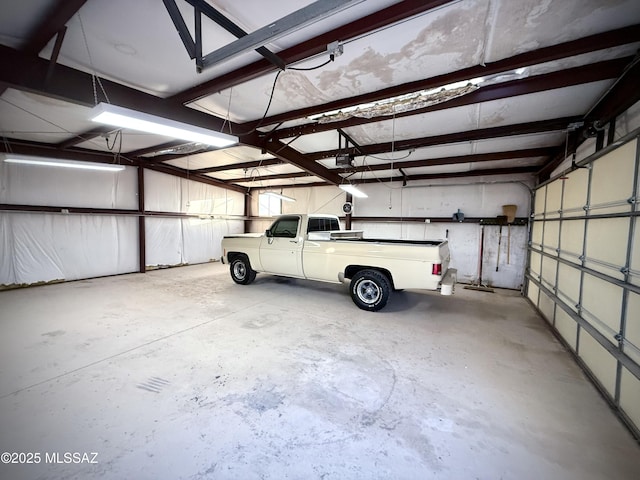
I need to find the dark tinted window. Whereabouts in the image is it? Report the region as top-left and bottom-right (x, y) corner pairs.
(270, 217), (299, 238)
(307, 217), (339, 233)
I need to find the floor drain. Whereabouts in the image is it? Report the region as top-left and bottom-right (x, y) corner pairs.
(136, 376), (170, 393)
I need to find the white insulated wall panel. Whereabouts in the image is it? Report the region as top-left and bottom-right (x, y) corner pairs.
(0, 160), (137, 209)
(0, 213), (138, 285)
(145, 218), (182, 267)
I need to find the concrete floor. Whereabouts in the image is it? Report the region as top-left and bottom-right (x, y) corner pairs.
(0, 263), (639, 480)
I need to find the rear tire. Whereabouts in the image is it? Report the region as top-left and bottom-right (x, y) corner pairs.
(350, 269), (391, 311)
(230, 255), (256, 285)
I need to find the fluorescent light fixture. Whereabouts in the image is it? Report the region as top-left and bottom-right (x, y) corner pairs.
(4, 155), (125, 171)
(263, 191), (296, 202)
(339, 184), (368, 198)
(90, 103), (238, 148)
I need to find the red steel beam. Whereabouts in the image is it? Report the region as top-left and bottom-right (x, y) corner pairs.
(253, 24), (637, 129)
(269, 56), (632, 140)
(303, 117), (581, 161)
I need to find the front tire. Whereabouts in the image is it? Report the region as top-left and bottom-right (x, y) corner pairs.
(350, 269), (391, 311)
(230, 255), (256, 285)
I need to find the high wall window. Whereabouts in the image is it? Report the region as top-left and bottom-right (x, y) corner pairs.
(258, 193), (281, 216)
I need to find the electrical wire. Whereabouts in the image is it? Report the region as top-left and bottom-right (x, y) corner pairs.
(288, 57), (334, 71)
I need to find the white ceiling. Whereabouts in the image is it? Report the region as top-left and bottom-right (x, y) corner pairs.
(1, 0), (639, 192)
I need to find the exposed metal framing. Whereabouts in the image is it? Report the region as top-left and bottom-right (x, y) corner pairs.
(0, 203), (248, 222)
(138, 166), (146, 274)
(163, 0), (286, 72)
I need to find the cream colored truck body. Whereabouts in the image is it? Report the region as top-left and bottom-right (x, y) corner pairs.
(221, 214), (456, 311)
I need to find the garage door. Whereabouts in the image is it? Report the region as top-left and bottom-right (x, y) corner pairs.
(526, 132), (640, 438)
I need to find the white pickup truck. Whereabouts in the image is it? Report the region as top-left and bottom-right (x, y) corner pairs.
(221, 214), (456, 311)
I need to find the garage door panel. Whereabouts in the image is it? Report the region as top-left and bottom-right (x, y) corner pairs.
(543, 220), (559, 250)
(527, 282), (539, 305)
(582, 274), (622, 344)
(625, 292), (640, 365)
(545, 180), (562, 219)
(557, 263), (580, 313)
(562, 168), (589, 217)
(533, 186), (546, 217)
(540, 256), (557, 289)
(578, 330), (617, 397)
(539, 290), (555, 323)
(620, 368), (640, 432)
(631, 219), (640, 287)
(555, 308), (577, 350)
(531, 221), (543, 247)
(530, 251), (542, 277)
(590, 140), (637, 215)
(559, 219), (584, 260)
(585, 217), (629, 281)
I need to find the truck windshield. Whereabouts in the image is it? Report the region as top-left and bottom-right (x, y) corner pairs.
(307, 217), (339, 232)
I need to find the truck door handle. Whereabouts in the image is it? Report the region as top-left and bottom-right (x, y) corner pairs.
(289, 240), (298, 244)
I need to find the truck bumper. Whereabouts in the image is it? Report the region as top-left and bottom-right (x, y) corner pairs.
(440, 268), (457, 295)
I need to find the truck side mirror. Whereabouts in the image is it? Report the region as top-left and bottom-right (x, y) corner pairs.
(265, 229), (272, 237)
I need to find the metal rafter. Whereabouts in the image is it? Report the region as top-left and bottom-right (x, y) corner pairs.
(260, 138), (343, 184)
(0, 138), (248, 194)
(302, 117), (581, 161)
(170, 0), (455, 104)
(22, 0), (88, 55)
(183, 0), (285, 70)
(268, 56), (633, 140)
(225, 147), (555, 183)
(0, 45), (235, 132)
(246, 23), (640, 134)
(192, 158), (284, 174)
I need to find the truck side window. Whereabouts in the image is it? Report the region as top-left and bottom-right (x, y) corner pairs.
(270, 217), (299, 238)
(308, 217), (339, 232)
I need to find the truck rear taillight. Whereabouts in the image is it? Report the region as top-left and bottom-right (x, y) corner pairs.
(432, 263), (442, 275)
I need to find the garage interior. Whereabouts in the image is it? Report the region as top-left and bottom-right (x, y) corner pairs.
(1, 0), (640, 478)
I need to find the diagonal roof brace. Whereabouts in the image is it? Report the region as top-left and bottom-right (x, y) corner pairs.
(162, 0), (286, 72)
(199, 0), (366, 70)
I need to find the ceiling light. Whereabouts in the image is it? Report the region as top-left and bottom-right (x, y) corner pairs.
(263, 191), (296, 202)
(4, 155), (125, 171)
(90, 103), (238, 148)
(339, 184), (368, 198)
